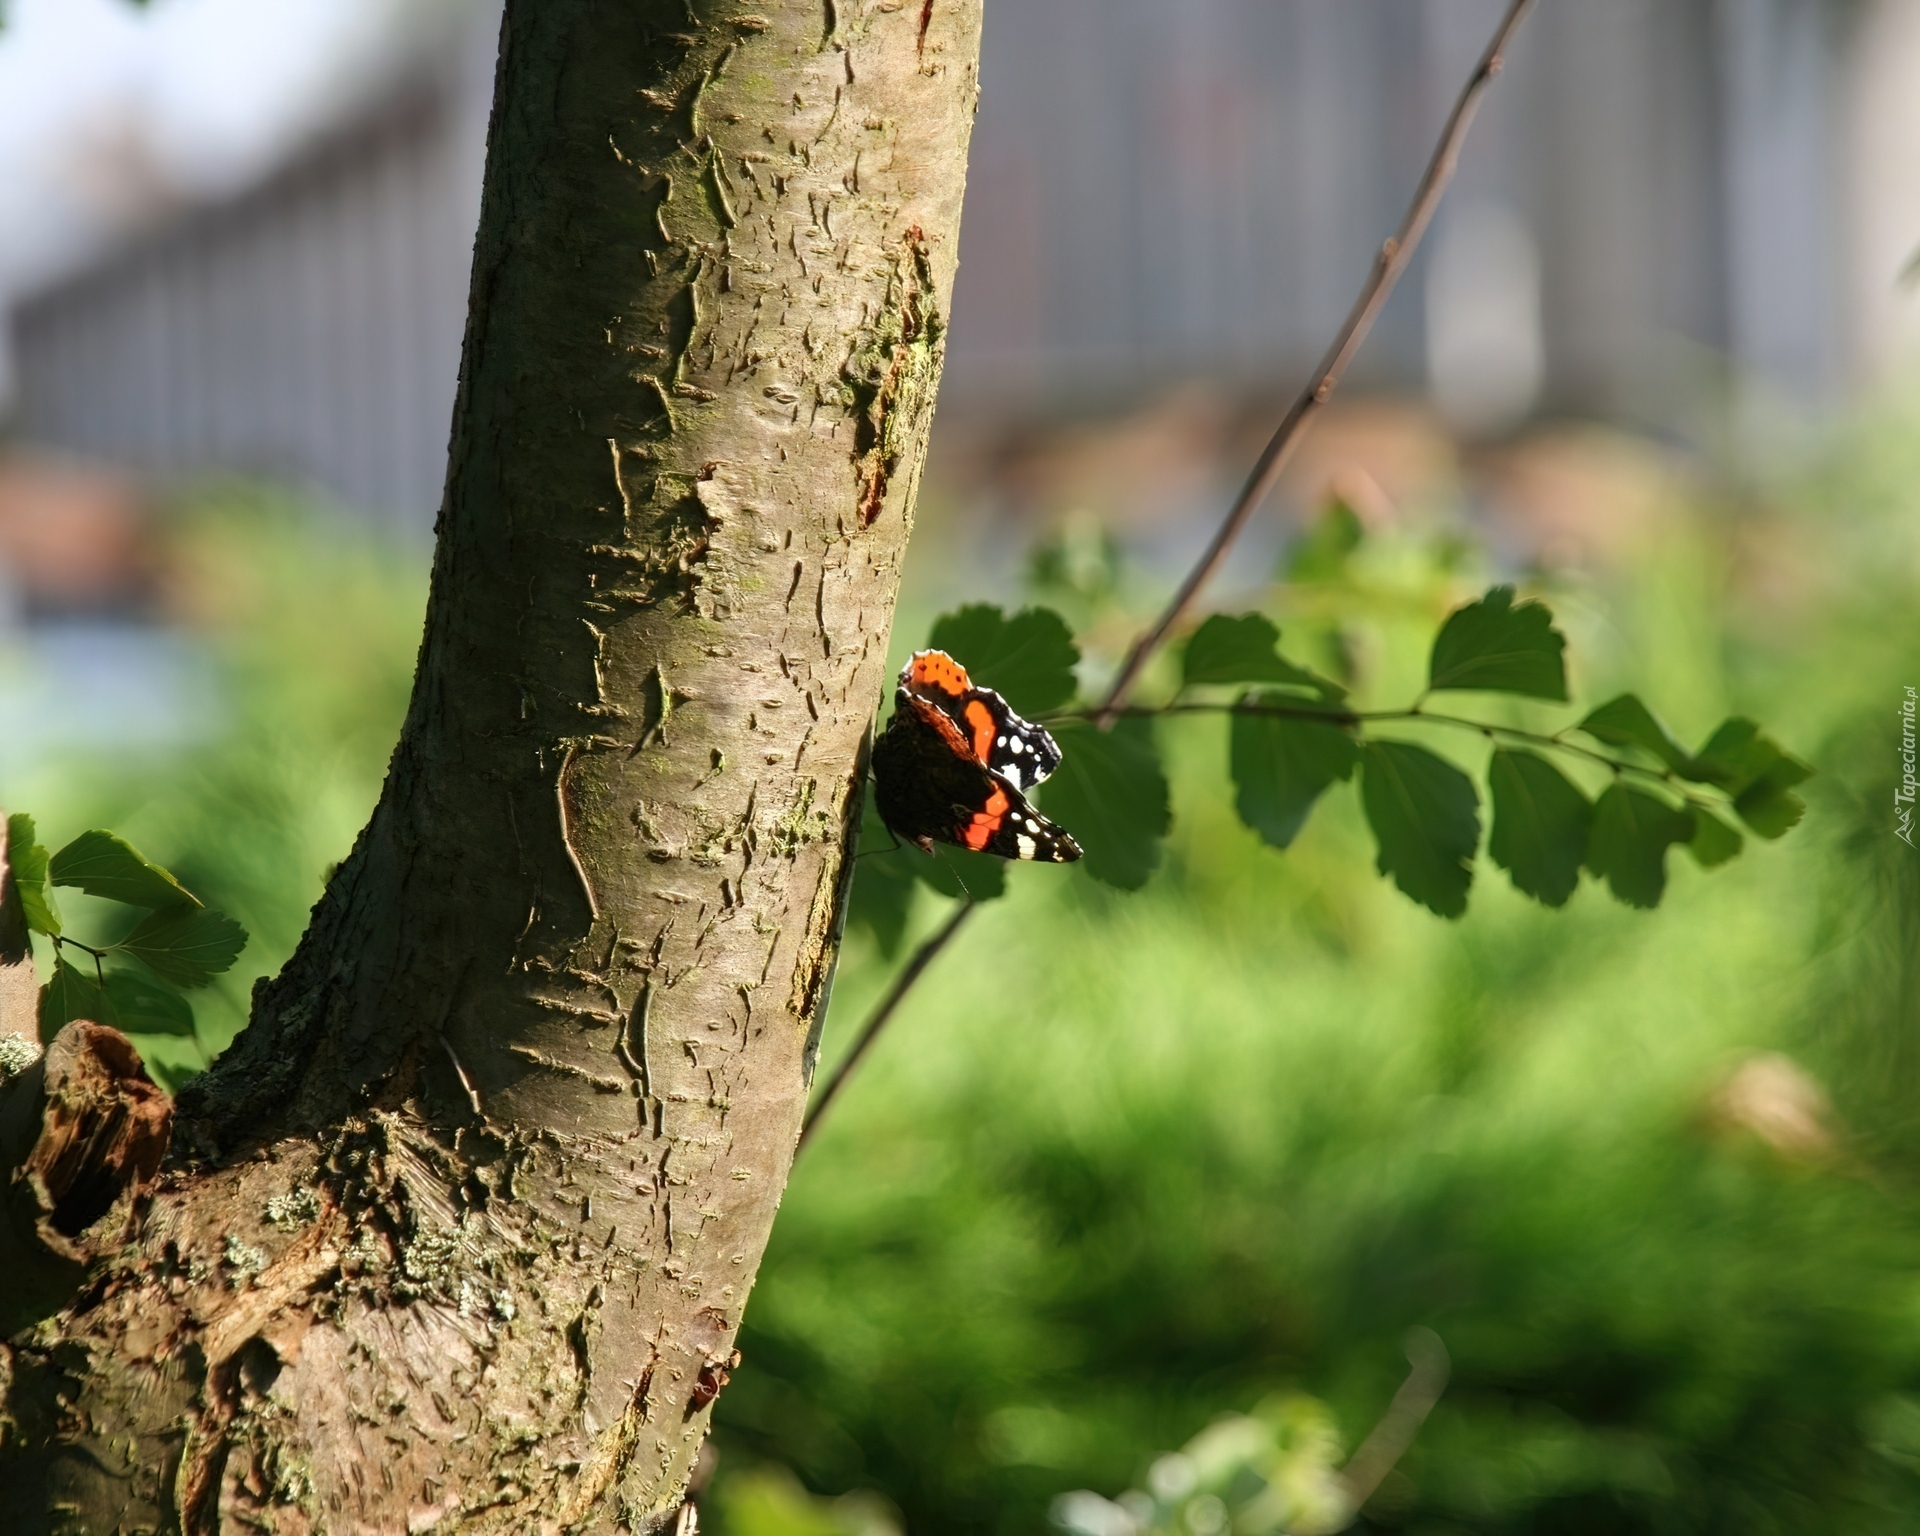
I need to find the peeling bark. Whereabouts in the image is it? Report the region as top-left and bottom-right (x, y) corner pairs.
(0, 3), (982, 1529)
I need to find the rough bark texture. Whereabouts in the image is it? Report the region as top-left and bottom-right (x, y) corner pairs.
(0, 3), (981, 1529)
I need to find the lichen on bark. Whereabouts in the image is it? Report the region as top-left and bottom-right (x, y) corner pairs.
(0, 2), (983, 1530)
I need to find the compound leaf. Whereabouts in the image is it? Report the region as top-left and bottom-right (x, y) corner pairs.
(1183, 614), (1345, 701)
(6, 813), (60, 937)
(1229, 699), (1359, 849)
(1042, 718), (1171, 891)
(102, 968), (197, 1038)
(1487, 749), (1591, 908)
(1359, 741), (1480, 918)
(39, 956), (102, 1042)
(1427, 586), (1568, 700)
(1585, 784), (1693, 909)
(51, 829), (199, 910)
(1577, 695), (1690, 772)
(926, 604), (1080, 716)
(115, 906), (248, 989)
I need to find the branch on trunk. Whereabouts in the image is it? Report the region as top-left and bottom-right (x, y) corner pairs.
(0, 1022), (172, 1333)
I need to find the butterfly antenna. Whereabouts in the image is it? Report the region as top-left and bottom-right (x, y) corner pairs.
(934, 848), (974, 901)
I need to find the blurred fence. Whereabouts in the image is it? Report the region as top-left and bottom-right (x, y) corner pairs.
(3, 0), (1900, 524)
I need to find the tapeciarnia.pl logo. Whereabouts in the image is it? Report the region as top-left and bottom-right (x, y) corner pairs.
(1899, 686), (1917, 846)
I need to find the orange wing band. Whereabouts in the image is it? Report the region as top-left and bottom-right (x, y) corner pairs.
(964, 699), (997, 764)
(961, 786), (1010, 850)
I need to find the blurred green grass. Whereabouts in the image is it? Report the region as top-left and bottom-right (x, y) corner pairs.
(5, 412), (1919, 1533)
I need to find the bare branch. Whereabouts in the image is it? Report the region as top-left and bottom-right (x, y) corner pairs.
(1096, 0), (1536, 724)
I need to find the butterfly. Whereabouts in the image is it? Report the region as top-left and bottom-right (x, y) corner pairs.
(869, 650), (1082, 862)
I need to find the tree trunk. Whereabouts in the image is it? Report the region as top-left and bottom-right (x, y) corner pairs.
(0, 2), (982, 1529)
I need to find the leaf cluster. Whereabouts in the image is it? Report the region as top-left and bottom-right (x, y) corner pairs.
(6, 815), (248, 1045)
(849, 577), (1810, 946)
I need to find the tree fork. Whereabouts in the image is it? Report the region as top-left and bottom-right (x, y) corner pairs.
(0, 2), (982, 1529)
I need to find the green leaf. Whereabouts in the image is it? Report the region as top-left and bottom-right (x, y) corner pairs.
(1228, 696), (1358, 849)
(114, 906), (248, 988)
(925, 604), (1080, 716)
(39, 956), (103, 1042)
(1683, 718), (1795, 791)
(1577, 695), (1690, 771)
(1685, 807), (1745, 869)
(1487, 749), (1592, 908)
(1182, 614), (1346, 701)
(101, 969), (198, 1037)
(7, 813), (61, 937)
(848, 797), (919, 959)
(1733, 775), (1808, 840)
(1681, 718), (1812, 839)
(1584, 784), (1694, 909)
(1042, 718), (1171, 891)
(1427, 586), (1568, 700)
(50, 829), (199, 910)
(1358, 741), (1480, 918)
(1285, 496), (1364, 583)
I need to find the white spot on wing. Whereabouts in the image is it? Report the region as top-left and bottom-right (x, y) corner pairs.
(1016, 835), (1037, 859)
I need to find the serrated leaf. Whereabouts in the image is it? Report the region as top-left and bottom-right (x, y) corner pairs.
(1427, 586), (1568, 700)
(39, 956), (103, 1042)
(1183, 614), (1346, 701)
(50, 829), (199, 910)
(1682, 718), (1805, 791)
(1042, 718), (1171, 890)
(114, 906), (248, 988)
(101, 968), (197, 1037)
(1685, 807), (1745, 869)
(7, 812), (60, 937)
(1228, 697), (1358, 849)
(1733, 777), (1807, 840)
(1584, 784), (1694, 909)
(1359, 741), (1480, 918)
(1285, 497), (1364, 583)
(925, 604), (1080, 716)
(1577, 695), (1690, 771)
(1681, 718), (1812, 841)
(1487, 749), (1591, 908)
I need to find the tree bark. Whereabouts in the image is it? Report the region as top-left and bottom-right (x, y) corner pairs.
(0, 2), (981, 1529)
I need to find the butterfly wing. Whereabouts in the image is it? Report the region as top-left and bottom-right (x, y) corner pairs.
(898, 650), (1065, 792)
(959, 773), (1081, 863)
(873, 701), (1081, 863)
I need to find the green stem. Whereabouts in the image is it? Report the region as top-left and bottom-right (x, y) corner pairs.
(1056, 699), (1733, 814)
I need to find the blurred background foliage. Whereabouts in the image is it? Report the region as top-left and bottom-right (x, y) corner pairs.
(5, 398), (1920, 1533)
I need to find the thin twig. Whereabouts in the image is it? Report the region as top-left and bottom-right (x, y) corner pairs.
(1096, 0), (1536, 725)
(798, 899), (975, 1149)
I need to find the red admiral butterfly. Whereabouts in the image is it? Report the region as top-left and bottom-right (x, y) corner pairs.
(870, 650), (1083, 862)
